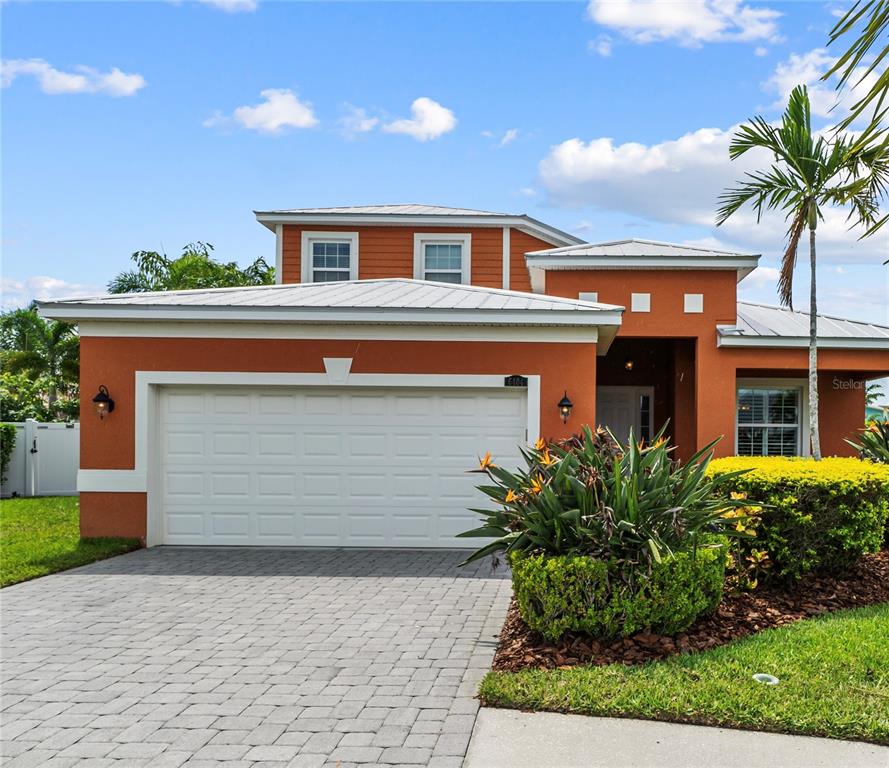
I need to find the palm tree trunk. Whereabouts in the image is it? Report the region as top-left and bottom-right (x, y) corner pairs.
(808, 227), (822, 460)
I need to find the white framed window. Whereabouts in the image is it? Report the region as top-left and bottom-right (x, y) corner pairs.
(301, 231), (359, 283)
(414, 233), (471, 284)
(736, 380), (809, 456)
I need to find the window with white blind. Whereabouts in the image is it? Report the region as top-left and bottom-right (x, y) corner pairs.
(736, 386), (802, 456)
(413, 234), (471, 284)
(300, 232), (358, 283)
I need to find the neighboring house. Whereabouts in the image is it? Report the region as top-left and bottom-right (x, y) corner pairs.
(40, 204), (889, 548)
(867, 403), (889, 422)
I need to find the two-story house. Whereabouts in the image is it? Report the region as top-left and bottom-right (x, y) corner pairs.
(41, 204), (889, 548)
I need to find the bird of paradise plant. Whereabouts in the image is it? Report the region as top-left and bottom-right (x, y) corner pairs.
(461, 424), (756, 587)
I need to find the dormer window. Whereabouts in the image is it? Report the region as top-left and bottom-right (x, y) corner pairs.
(301, 232), (359, 283)
(414, 233), (471, 285)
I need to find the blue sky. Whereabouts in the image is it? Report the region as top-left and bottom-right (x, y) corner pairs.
(2, 0), (887, 334)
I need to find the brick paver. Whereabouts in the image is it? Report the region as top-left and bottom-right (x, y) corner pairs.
(1, 547), (510, 767)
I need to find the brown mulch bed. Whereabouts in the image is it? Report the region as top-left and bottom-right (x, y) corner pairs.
(492, 549), (889, 672)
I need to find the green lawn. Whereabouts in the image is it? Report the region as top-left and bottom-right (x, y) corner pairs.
(0, 496), (140, 587)
(479, 603), (889, 745)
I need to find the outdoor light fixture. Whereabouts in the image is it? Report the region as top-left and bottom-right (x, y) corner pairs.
(624, 358), (635, 371)
(92, 385), (115, 419)
(558, 391), (574, 423)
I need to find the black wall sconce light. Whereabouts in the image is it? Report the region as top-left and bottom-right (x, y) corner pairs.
(558, 391), (574, 423)
(92, 385), (115, 419)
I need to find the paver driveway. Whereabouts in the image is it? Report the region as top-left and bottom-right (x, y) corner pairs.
(1, 547), (511, 768)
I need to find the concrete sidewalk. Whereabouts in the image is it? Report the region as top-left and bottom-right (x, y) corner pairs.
(465, 709), (889, 768)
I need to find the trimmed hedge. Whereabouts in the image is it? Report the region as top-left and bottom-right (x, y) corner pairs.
(509, 546), (726, 642)
(707, 457), (889, 583)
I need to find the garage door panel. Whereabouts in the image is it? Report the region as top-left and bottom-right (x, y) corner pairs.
(159, 386), (526, 547)
(165, 431), (205, 457)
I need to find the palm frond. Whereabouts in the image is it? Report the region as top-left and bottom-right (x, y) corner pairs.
(779, 209), (806, 309)
(824, 0), (889, 131)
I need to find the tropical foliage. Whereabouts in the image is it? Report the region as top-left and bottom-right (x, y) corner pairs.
(459, 425), (751, 581)
(707, 456), (889, 582)
(825, 0), (889, 144)
(108, 241), (275, 293)
(716, 85), (889, 460)
(847, 420), (889, 463)
(1, 423), (17, 483)
(0, 306), (79, 421)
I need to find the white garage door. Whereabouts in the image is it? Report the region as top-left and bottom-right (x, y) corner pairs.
(159, 386), (527, 547)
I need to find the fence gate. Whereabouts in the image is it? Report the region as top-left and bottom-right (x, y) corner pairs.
(1, 421), (79, 498)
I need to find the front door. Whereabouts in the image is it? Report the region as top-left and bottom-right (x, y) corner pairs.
(596, 386), (654, 444)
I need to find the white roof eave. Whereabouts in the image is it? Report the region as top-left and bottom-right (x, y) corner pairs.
(717, 333), (889, 350)
(39, 303), (625, 328)
(524, 254), (760, 282)
(254, 211), (583, 247)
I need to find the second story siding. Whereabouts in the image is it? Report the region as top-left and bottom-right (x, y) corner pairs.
(280, 224), (554, 290)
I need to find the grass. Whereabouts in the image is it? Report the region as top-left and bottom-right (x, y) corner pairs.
(479, 603), (889, 745)
(0, 496), (140, 587)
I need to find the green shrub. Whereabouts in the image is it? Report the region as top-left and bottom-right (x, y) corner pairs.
(707, 457), (889, 583)
(510, 545), (726, 641)
(0, 423), (16, 484)
(459, 425), (751, 586)
(846, 421), (889, 464)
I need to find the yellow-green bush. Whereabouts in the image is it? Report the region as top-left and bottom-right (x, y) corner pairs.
(509, 545), (726, 642)
(707, 457), (889, 582)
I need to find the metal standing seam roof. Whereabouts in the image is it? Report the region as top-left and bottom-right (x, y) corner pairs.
(719, 302), (889, 348)
(37, 278), (625, 327)
(524, 238), (761, 281)
(252, 204), (585, 246)
(526, 238), (757, 259)
(255, 204), (507, 216)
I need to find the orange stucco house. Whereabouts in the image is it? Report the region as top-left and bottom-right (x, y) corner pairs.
(40, 205), (889, 548)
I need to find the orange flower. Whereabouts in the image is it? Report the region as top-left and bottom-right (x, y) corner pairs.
(479, 452), (496, 470)
(540, 450), (558, 467)
(504, 489), (518, 504)
(730, 491), (747, 500)
(530, 476), (544, 495)
(534, 438), (547, 451)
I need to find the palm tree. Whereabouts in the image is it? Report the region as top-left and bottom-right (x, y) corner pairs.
(716, 85), (889, 459)
(1, 306), (79, 409)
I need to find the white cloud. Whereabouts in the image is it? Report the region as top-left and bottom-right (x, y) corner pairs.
(499, 128), (519, 147)
(198, 0), (257, 11)
(206, 88), (318, 134)
(0, 58), (145, 96)
(587, 0), (781, 47)
(382, 97), (456, 142)
(754, 46), (768, 57)
(763, 47), (885, 122)
(738, 265), (781, 290)
(337, 104), (379, 139)
(485, 128), (519, 147)
(590, 35), (613, 57)
(1, 276), (105, 309)
(519, 187), (537, 197)
(538, 123), (889, 263)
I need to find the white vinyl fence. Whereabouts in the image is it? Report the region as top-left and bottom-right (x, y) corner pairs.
(1, 421), (79, 498)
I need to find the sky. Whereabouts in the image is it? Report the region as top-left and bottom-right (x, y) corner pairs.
(2, 0), (888, 336)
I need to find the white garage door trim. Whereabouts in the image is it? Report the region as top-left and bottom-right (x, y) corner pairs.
(78, 369), (540, 546)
